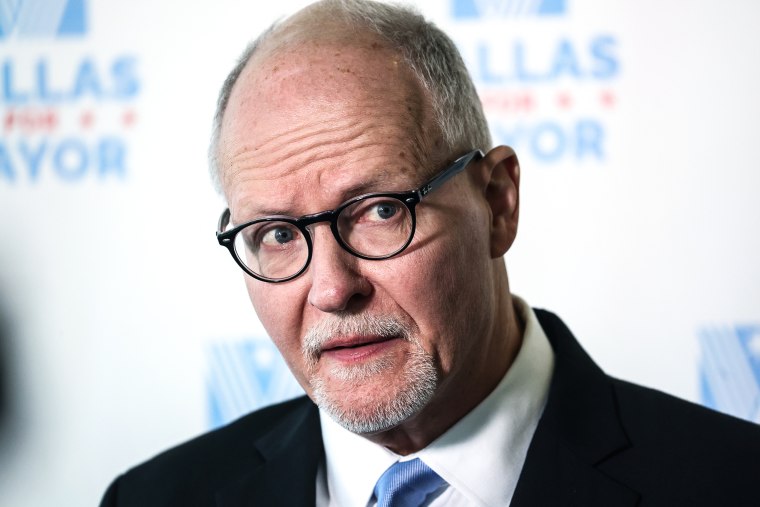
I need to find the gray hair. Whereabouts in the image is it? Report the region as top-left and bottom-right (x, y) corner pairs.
(208, 0), (492, 194)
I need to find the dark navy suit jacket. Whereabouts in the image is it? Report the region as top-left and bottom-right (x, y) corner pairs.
(100, 310), (760, 506)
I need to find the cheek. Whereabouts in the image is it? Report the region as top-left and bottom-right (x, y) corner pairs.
(245, 279), (310, 382)
(392, 202), (495, 370)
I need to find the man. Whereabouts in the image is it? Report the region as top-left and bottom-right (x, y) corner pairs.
(101, 1), (760, 505)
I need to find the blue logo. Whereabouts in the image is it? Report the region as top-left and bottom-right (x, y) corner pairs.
(700, 324), (760, 423)
(0, 0), (141, 185)
(450, 0), (619, 165)
(0, 0), (86, 39)
(207, 338), (304, 429)
(453, 0), (566, 18)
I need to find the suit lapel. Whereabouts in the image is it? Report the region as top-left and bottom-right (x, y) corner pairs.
(511, 310), (640, 507)
(212, 310), (639, 506)
(215, 398), (323, 507)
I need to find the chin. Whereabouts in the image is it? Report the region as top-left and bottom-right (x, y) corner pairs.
(311, 349), (439, 434)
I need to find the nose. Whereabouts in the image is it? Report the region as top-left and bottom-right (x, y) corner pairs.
(306, 224), (372, 312)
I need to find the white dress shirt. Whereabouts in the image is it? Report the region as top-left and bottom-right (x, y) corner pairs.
(315, 297), (555, 507)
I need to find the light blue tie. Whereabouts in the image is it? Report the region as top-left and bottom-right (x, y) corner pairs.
(373, 458), (447, 507)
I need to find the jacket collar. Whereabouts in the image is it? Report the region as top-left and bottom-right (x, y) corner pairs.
(511, 309), (639, 507)
(213, 309), (640, 506)
(215, 397), (322, 507)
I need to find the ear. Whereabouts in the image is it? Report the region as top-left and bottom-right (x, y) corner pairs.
(477, 146), (520, 258)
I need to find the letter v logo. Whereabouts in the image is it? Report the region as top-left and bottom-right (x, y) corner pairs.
(452, 0), (566, 19)
(0, 0), (86, 40)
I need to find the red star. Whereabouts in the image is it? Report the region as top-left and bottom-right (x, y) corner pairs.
(600, 91), (616, 109)
(557, 92), (572, 109)
(4, 111), (14, 132)
(517, 93), (535, 112)
(123, 110), (136, 127)
(80, 111), (94, 128)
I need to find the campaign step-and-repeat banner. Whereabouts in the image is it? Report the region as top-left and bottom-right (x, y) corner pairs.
(1, 1), (758, 505)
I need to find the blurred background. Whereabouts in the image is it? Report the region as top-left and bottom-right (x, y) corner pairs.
(1, 0), (759, 505)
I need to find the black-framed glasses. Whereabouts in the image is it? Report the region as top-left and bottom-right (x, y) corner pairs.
(216, 149), (484, 283)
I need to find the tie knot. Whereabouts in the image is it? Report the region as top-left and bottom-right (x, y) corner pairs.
(373, 458), (447, 507)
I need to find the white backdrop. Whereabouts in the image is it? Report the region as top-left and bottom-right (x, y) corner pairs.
(1, 1), (759, 505)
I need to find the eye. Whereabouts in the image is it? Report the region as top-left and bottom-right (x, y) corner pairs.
(339, 196), (407, 232)
(260, 224), (299, 246)
(366, 201), (399, 221)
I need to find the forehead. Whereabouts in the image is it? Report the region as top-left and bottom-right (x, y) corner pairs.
(217, 40), (439, 220)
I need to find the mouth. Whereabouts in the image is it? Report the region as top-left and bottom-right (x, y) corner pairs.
(319, 334), (401, 363)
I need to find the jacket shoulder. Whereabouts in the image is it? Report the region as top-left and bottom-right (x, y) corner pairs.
(604, 379), (760, 504)
(531, 308), (760, 505)
(610, 377), (760, 450)
(100, 395), (317, 507)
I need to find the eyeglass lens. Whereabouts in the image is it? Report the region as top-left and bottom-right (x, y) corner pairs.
(233, 195), (413, 281)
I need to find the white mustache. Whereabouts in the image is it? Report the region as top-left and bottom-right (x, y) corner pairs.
(302, 314), (411, 366)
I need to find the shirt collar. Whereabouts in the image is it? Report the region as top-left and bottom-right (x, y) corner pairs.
(319, 297), (555, 507)
(320, 411), (397, 507)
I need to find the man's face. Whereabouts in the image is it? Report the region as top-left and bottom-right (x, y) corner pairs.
(219, 39), (500, 435)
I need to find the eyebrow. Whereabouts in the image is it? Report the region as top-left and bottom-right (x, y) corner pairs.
(338, 173), (413, 201)
(238, 169), (417, 221)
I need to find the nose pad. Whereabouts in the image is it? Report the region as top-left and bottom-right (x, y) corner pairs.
(305, 222), (370, 312)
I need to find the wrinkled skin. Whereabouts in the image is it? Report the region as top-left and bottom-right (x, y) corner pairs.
(218, 34), (523, 454)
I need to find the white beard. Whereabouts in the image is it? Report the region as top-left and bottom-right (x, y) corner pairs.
(302, 313), (439, 434)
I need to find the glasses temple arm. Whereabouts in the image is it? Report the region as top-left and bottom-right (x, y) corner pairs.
(417, 150), (484, 199)
(217, 208), (231, 237)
